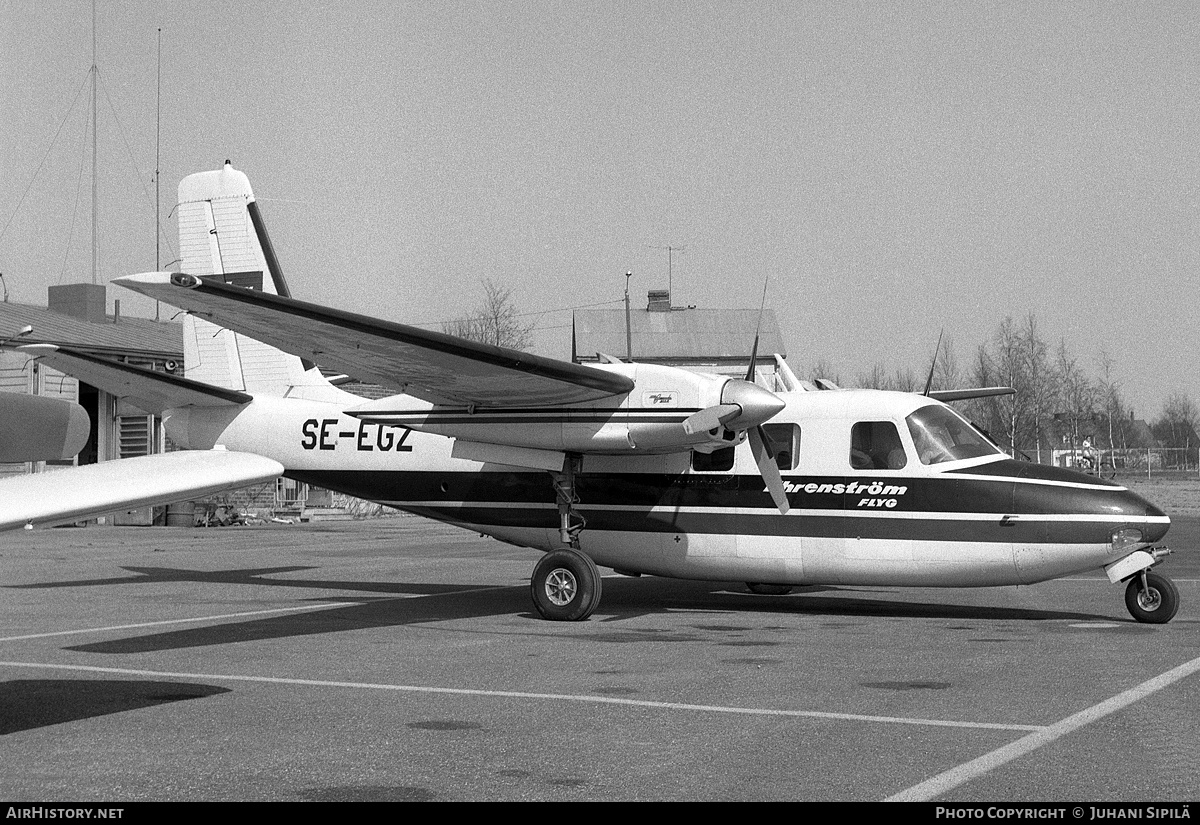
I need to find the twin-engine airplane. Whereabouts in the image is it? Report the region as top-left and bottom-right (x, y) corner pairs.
(0, 164), (1178, 624)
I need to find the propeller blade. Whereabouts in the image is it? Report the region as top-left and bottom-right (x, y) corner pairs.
(682, 404), (741, 436)
(749, 425), (790, 514)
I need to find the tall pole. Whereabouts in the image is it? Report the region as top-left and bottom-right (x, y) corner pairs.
(624, 271), (632, 362)
(647, 245), (684, 306)
(91, 0), (98, 286)
(155, 27), (161, 319)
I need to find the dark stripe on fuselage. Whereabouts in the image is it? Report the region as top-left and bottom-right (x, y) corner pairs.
(288, 460), (1166, 546)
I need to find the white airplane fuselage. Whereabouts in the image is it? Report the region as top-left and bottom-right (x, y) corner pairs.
(166, 387), (1170, 590)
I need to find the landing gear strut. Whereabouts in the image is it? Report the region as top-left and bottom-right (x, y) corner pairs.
(531, 456), (602, 621)
(1125, 571), (1179, 624)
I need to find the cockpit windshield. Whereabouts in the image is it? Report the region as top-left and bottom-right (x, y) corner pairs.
(905, 405), (1003, 465)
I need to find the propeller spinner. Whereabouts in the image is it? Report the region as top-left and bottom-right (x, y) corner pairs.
(682, 377), (790, 515)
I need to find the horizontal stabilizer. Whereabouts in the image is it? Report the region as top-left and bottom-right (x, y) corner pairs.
(114, 272), (635, 407)
(0, 450), (283, 532)
(20, 345), (252, 414)
(0, 392), (90, 462)
(928, 387), (1016, 402)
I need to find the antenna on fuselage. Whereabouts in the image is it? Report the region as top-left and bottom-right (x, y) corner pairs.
(923, 329), (944, 397)
(745, 278), (770, 384)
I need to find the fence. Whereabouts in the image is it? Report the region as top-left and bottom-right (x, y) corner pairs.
(1017, 447), (1199, 479)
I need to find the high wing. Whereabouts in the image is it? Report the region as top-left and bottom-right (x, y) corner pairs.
(0, 450), (283, 532)
(19, 344), (252, 414)
(114, 272), (634, 407)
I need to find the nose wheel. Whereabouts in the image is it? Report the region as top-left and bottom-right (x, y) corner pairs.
(1125, 571), (1179, 624)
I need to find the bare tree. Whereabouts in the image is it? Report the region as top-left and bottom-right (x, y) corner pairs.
(1096, 349), (1128, 450)
(855, 363), (890, 390)
(1153, 392), (1200, 453)
(1022, 314), (1051, 461)
(442, 279), (534, 350)
(807, 358), (841, 385)
(1052, 339), (1098, 454)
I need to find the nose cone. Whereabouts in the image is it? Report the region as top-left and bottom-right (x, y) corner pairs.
(1121, 487), (1170, 543)
(720, 379), (785, 430)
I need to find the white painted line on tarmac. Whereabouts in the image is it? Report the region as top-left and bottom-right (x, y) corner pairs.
(0, 660), (1046, 732)
(0, 603), (355, 643)
(886, 652), (1200, 801)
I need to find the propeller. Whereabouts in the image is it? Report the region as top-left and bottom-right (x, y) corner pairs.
(749, 424), (789, 514)
(684, 280), (790, 514)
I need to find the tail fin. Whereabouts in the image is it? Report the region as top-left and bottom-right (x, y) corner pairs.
(176, 162), (319, 397)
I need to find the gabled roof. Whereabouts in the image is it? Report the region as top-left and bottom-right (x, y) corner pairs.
(0, 301), (182, 359)
(573, 307), (786, 364)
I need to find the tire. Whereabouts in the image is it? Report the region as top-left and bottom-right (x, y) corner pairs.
(1125, 572), (1179, 624)
(746, 582), (793, 596)
(531, 549), (602, 621)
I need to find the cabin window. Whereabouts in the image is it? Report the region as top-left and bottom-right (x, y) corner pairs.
(692, 446), (735, 472)
(850, 421), (907, 470)
(762, 423), (801, 471)
(906, 405), (1001, 465)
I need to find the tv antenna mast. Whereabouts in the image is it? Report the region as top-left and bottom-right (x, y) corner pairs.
(646, 244), (685, 305)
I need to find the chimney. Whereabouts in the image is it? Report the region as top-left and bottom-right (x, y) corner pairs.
(647, 289), (671, 312)
(48, 284), (107, 324)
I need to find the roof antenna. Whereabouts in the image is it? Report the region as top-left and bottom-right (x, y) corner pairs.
(745, 278), (770, 383)
(923, 329), (944, 396)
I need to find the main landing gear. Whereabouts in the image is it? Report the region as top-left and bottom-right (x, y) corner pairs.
(1125, 571), (1179, 624)
(531, 456), (603, 621)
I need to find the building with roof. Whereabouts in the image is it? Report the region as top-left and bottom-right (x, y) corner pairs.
(572, 289), (789, 385)
(0, 284), (182, 509)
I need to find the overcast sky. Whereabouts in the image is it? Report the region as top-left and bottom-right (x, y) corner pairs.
(2, 1), (1197, 418)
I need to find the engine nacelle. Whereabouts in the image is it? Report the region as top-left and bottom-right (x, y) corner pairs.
(348, 362), (783, 455)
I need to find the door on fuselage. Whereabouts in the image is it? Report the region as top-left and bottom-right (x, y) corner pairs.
(733, 422), (803, 583)
(841, 419), (915, 577)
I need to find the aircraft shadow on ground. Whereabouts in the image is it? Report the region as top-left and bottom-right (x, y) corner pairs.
(52, 570), (1118, 655)
(0, 679), (230, 735)
(6, 565), (463, 595)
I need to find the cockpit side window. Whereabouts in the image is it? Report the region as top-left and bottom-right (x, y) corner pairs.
(906, 404), (1003, 465)
(762, 423), (801, 471)
(850, 421), (907, 470)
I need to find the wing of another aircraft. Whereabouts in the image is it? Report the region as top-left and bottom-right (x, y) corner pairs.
(0, 450), (284, 532)
(19, 345), (252, 414)
(114, 273), (635, 407)
(928, 387), (1015, 402)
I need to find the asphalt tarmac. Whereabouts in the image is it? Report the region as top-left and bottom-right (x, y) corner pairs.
(1, 515), (1197, 802)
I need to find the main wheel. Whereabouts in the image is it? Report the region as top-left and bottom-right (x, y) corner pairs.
(531, 549), (602, 621)
(1125, 572), (1179, 624)
(746, 583), (792, 596)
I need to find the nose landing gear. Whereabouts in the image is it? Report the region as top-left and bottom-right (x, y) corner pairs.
(1125, 571), (1179, 624)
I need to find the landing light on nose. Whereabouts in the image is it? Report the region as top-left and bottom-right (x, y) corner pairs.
(1111, 527), (1144, 553)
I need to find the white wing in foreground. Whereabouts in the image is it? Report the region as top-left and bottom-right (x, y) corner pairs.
(0, 451), (283, 532)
